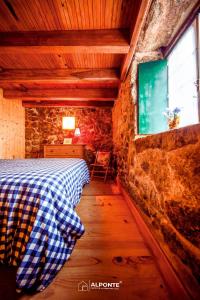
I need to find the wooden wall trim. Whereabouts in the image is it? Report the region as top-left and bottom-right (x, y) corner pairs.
(0, 29), (129, 54)
(117, 178), (191, 300)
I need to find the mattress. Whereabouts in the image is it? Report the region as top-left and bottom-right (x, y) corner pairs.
(0, 158), (90, 291)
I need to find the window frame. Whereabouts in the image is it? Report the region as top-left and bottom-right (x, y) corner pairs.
(165, 13), (200, 127)
(196, 14), (200, 121)
(167, 18), (199, 127)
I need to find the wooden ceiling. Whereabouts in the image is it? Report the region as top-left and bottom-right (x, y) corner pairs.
(0, 0), (152, 107)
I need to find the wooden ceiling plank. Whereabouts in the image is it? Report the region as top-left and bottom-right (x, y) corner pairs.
(54, 0), (69, 30)
(120, 0), (153, 81)
(0, 29), (130, 54)
(47, 0), (62, 30)
(0, 69), (119, 85)
(24, 0), (39, 30)
(87, 0), (93, 29)
(22, 100), (114, 108)
(96, 0), (101, 28)
(63, 0), (73, 29)
(42, 0), (56, 30)
(79, 0), (87, 29)
(0, 0), (136, 31)
(112, 0), (120, 28)
(3, 88), (118, 100)
(0, 1), (17, 31)
(105, 0), (112, 29)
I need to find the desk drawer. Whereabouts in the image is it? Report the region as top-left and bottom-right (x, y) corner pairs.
(44, 145), (84, 158)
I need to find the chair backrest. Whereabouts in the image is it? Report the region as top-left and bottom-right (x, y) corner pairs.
(95, 151), (110, 167)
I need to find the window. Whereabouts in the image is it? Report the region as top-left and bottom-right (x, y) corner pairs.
(168, 20), (199, 127)
(137, 14), (199, 135)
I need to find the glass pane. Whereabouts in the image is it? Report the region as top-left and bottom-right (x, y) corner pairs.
(168, 20), (198, 127)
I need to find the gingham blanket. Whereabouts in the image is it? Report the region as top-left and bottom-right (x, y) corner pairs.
(0, 158), (89, 291)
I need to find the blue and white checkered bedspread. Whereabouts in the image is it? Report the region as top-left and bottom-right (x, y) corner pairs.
(0, 158), (89, 291)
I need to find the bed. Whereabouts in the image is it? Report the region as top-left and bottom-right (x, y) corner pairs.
(0, 158), (90, 292)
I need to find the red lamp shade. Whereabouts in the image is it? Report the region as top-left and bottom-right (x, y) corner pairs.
(74, 127), (81, 136)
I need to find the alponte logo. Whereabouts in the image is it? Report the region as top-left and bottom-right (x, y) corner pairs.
(78, 280), (122, 292)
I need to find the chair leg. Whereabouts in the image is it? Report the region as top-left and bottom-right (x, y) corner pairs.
(104, 167), (109, 182)
(91, 166), (94, 180)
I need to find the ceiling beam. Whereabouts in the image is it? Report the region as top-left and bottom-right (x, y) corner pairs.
(22, 100), (114, 108)
(3, 88), (118, 101)
(0, 68), (120, 86)
(0, 29), (129, 54)
(120, 0), (153, 81)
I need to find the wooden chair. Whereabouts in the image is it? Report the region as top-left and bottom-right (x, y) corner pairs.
(90, 151), (111, 182)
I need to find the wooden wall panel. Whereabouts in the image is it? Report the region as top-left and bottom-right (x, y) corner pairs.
(0, 89), (25, 159)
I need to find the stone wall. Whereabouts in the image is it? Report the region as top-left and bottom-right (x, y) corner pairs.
(132, 125), (200, 278)
(113, 73), (200, 296)
(112, 0), (200, 295)
(25, 107), (112, 160)
(113, 51), (162, 184)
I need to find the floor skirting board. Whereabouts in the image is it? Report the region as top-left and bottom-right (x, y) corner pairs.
(117, 177), (191, 300)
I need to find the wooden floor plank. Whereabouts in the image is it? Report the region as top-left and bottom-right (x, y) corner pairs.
(76, 195), (136, 223)
(68, 243), (151, 257)
(82, 223), (144, 242)
(82, 181), (121, 195)
(20, 181), (171, 300)
(76, 240), (150, 254)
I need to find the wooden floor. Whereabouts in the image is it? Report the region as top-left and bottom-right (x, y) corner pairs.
(18, 181), (171, 299)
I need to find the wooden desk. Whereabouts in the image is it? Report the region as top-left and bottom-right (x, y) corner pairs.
(44, 144), (85, 159)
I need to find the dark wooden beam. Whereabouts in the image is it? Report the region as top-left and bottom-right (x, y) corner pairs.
(120, 0), (153, 81)
(0, 29), (129, 54)
(0, 82), (118, 90)
(3, 88), (118, 100)
(22, 100), (114, 108)
(0, 68), (120, 86)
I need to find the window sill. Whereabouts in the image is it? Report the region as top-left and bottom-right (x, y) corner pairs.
(134, 123), (200, 141)
(134, 123), (200, 152)
(134, 129), (179, 141)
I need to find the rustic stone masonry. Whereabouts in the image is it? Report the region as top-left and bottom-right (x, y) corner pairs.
(133, 126), (200, 278)
(113, 73), (200, 295)
(112, 0), (200, 293)
(25, 107), (112, 162)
